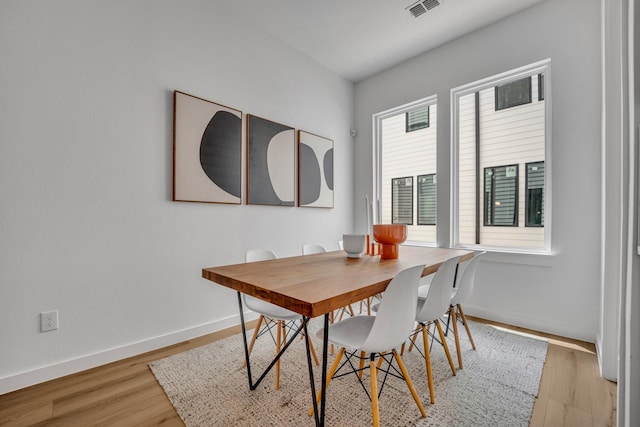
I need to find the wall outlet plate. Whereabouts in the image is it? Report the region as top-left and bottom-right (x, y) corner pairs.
(40, 310), (58, 332)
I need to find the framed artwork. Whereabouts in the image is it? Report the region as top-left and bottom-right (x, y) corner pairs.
(246, 115), (295, 206)
(298, 130), (334, 208)
(173, 91), (242, 204)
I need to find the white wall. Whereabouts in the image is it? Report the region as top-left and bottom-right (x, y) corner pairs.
(0, 0), (354, 393)
(623, 0), (639, 424)
(354, 0), (602, 340)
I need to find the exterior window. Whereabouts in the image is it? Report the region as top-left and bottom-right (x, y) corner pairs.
(406, 107), (429, 132)
(417, 174), (437, 225)
(392, 177), (413, 225)
(375, 95), (437, 244)
(484, 165), (518, 226)
(495, 76), (532, 110)
(526, 161), (544, 226)
(452, 59), (549, 250)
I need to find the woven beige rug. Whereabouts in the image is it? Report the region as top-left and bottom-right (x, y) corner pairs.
(150, 319), (547, 426)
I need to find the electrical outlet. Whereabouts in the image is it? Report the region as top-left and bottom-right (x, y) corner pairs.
(40, 310), (59, 332)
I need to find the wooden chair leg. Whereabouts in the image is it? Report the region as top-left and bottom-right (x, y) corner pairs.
(435, 320), (456, 376)
(307, 334), (320, 366)
(275, 320), (284, 389)
(367, 297), (372, 315)
(358, 351), (366, 379)
(421, 324), (435, 404)
(330, 311), (335, 355)
(370, 355), (380, 427)
(450, 305), (463, 369)
(347, 304), (355, 317)
(309, 347), (345, 416)
(243, 315), (264, 368)
(407, 328), (420, 353)
(458, 304), (476, 350)
(376, 352), (385, 369)
(393, 349), (426, 418)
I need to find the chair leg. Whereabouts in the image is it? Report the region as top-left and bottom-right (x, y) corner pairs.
(458, 304), (476, 350)
(421, 324), (435, 404)
(450, 305), (463, 369)
(376, 352), (385, 369)
(329, 311), (335, 355)
(307, 333), (320, 366)
(243, 315), (264, 368)
(370, 354), (380, 427)
(392, 349), (426, 418)
(358, 351), (366, 379)
(435, 320), (456, 376)
(275, 320), (284, 389)
(309, 347), (345, 417)
(407, 328), (420, 353)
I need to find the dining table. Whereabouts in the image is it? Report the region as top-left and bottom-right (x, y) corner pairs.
(202, 245), (475, 426)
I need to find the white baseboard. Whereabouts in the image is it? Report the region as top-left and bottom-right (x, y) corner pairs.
(0, 312), (258, 395)
(464, 305), (597, 343)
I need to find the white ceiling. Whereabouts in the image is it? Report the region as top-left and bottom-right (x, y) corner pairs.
(221, 0), (545, 82)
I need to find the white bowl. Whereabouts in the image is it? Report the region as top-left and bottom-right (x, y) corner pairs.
(342, 234), (366, 258)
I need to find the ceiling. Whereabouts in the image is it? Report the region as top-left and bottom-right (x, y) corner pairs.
(220, 0), (545, 82)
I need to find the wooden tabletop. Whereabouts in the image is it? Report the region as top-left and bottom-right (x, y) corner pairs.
(202, 246), (475, 318)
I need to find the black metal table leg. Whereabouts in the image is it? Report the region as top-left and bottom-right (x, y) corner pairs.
(237, 291), (307, 391)
(303, 317), (320, 426)
(319, 313), (330, 426)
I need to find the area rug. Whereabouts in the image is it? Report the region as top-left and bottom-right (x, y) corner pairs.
(149, 320), (548, 426)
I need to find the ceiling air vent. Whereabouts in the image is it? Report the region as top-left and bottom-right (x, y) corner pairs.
(423, 0), (440, 10)
(409, 3), (427, 18)
(407, 0), (440, 18)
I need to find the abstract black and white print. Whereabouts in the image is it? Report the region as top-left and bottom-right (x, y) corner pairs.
(173, 91), (241, 204)
(246, 115), (295, 206)
(298, 131), (333, 208)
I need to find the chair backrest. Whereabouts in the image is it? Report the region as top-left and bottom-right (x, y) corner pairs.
(359, 264), (425, 353)
(416, 256), (460, 323)
(243, 249), (278, 311)
(450, 252), (485, 306)
(246, 249), (277, 263)
(302, 244), (327, 255)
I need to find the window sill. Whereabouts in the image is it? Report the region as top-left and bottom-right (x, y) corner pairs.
(453, 245), (555, 267)
(402, 242), (555, 267)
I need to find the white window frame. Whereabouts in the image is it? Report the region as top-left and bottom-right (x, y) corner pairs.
(450, 59), (552, 254)
(372, 94), (437, 246)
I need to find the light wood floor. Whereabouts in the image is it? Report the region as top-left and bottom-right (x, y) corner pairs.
(0, 317), (616, 426)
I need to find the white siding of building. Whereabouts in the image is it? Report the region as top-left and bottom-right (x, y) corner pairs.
(381, 104), (437, 243)
(458, 74), (545, 248)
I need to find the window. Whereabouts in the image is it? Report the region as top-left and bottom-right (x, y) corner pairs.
(452, 59), (550, 251)
(406, 107), (429, 132)
(484, 165), (518, 226)
(392, 177), (413, 224)
(526, 161), (544, 226)
(417, 174), (437, 225)
(495, 76), (531, 110)
(374, 95), (437, 245)
(538, 73), (544, 101)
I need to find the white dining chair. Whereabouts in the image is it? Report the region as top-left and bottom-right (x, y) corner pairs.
(448, 251), (485, 369)
(309, 264), (427, 427)
(243, 249), (319, 389)
(408, 256), (459, 404)
(302, 243), (327, 254)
